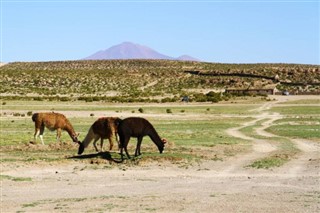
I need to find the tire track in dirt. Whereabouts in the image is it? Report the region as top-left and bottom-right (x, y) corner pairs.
(225, 98), (320, 177)
(249, 104), (320, 176)
(222, 101), (283, 173)
(285, 139), (320, 176)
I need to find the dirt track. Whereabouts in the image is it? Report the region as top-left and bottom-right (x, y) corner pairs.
(1, 96), (320, 212)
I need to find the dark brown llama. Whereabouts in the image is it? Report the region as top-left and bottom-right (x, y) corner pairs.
(117, 117), (167, 161)
(32, 112), (80, 145)
(78, 117), (122, 155)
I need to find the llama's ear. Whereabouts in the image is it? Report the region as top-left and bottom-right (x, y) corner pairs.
(76, 133), (80, 137)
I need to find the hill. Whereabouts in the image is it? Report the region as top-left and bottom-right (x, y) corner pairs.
(0, 60), (319, 102)
(84, 42), (200, 61)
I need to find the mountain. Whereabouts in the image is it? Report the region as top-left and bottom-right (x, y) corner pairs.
(83, 42), (200, 61)
(176, 55), (200, 61)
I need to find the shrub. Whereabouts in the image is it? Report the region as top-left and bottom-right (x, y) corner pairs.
(33, 97), (43, 101)
(27, 111), (33, 116)
(166, 109), (172, 113)
(138, 108), (144, 113)
(59, 97), (71, 102)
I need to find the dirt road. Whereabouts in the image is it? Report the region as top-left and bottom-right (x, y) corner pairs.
(1, 96), (319, 212)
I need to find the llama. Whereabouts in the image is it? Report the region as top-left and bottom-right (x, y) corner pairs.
(117, 117), (167, 161)
(32, 112), (80, 145)
(78, 117), (122, 155)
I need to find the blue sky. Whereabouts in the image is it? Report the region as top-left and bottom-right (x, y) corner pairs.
(1, 0), (319, 64)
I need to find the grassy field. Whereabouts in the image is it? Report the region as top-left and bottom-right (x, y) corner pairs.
(267, 106), (320, 140)
(1, 100), (252, 165)
(1, 98), (319, 168)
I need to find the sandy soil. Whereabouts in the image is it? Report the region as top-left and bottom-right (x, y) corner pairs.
(1, 95), (320, 212)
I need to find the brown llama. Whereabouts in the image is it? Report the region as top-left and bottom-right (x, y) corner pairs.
(78, 117), (122, 155)
(32, 112), (80, 145)
(117, 117), (167, 161)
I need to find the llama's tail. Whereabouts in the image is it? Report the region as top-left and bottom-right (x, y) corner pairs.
(32, 113), (39, 122)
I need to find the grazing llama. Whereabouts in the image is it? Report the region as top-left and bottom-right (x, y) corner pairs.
(117, 117), (167, 161)
(78, 117), (122, 155)
(32, 112), (80, 145)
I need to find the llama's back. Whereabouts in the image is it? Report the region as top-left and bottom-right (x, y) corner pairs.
(92, 118), (111, 138)
(119, 117), (156, 137)
(32, 112), (71, 130)
(93, 117), (121, 138)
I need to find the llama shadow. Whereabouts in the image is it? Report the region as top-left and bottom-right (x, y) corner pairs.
(69, 152), (123, 163)
(67, 152), (130, 163)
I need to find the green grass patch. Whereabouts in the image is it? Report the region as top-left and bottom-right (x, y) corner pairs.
(240, 118), (270, 139)
(249, 137), (298, 169)
(266, 124), (320, 139)
(273, 117), (320, 125)
(270, 106), (320, 115)
(248, 156), (288, 169)
(0, 175), (32, 182)
(278, 99), (320, 104)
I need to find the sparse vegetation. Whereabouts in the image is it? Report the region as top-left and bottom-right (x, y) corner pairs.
(0, 175), (32, 182)
(248, 156), (288, 169)
(1, 60), (319, 102)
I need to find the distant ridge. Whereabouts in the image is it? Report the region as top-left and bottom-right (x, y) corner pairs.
(83, 42), (200, 61)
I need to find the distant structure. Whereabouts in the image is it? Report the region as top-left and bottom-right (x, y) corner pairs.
(225, 85), (278, 95)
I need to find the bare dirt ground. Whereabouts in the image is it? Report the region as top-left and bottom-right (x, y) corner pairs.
(1, 95), (320, 213)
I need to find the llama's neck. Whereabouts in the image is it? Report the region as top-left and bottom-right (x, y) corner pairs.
(82, 127), (96, 148)
(64, 123), (77, 142)
(148, 127), (163, 148)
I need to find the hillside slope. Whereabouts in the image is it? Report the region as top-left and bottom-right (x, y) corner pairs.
(1, 60), (319, 102)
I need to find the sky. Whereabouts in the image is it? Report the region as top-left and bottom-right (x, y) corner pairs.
(1, 0), (319, 64)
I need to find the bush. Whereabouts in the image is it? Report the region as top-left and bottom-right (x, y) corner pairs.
(166, 109), (172, 113)
(33, 97), (44, 101)
(27, 111), (33, 116)
(59, 97), (71, 102)
(138, 108), (144, 113)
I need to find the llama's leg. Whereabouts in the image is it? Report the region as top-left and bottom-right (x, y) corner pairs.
(108, 137), (114, 151)
(115, 133), (121, 150)
(120, 136), (130, 161)
(34, 128), (40, 143)
(100, 138), (104, 152)
(56, 128), (62, 142)
(135, 137), (143, 157)
(124, 137), (131, 160)
(93, 136), (100, 152)
(39, 125), (45, 145)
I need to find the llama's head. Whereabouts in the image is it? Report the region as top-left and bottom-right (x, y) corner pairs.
(162, 138), (168, 144)
(78, 142), (85, 155)
(158, 138), (167, 153)
(71, 133), (81, 144)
